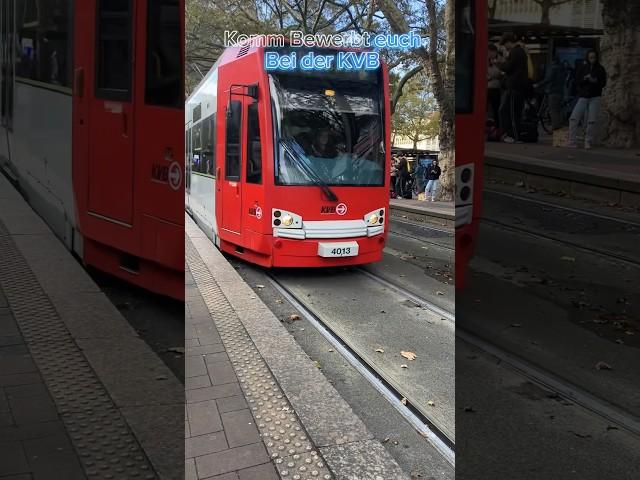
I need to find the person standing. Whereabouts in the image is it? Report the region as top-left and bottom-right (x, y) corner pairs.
(534, 55), (566, 130)
(396, 156), (409, 198)
(390, 157), (398, 197)
(569, 50), (607, 149)
(487, 43), (502, 127)
(498, 32), (528, 143)
(424, 159), (441, 202)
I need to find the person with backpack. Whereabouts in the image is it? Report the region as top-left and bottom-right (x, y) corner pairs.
(498, 32), (528, 143)
(569, 50), (607, 149)
(424, 159), (441, 202)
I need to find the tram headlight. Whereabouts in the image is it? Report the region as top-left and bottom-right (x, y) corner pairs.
(363, 208), (385, 236)
(272, 209), (302, 229)
(456, 163), (474, 207)
(282, 215), (294, 226)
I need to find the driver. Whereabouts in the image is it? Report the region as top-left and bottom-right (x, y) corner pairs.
(310, 129), (338, 158)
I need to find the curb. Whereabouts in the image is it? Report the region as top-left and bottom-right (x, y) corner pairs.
(186, 214), (410, 480)
(389, 201), (454, 228)
(485, 152), (640, 207)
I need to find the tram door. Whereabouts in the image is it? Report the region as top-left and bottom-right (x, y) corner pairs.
(221, 98), (243, 235)
(0, 0), (15, 133)
(80, 0), (135, 225)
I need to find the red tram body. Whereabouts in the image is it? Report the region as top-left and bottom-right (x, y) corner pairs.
(1, 1), (184, 300)
(186, 43), (390, 267)
(455, 0), (486, 287)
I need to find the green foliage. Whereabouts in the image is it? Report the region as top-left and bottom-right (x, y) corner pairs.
(392, 75), (439, 148)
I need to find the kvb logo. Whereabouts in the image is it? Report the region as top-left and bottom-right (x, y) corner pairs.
(320, 203), (348, 215)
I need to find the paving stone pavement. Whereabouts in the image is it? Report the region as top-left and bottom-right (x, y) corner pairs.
(0, 283), (88, 479)
(0, 176), (183, 480)
(185, 265), (281, 480)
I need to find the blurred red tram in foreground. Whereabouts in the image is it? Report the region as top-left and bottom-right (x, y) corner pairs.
(0, 0), (184, 299)
(455, 0), (486, 288)
(185, 43), (391, 267)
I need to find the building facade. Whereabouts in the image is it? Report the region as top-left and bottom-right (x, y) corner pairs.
(493, 0), (603, 29)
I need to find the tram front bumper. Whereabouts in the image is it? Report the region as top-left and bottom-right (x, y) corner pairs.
(270, 235), (385, 267)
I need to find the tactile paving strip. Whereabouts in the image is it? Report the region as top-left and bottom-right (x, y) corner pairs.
(0, 221), (157, 479)
(186, 239), (334, 480)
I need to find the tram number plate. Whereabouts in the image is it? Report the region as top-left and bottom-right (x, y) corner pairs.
(317, 242), (359, 258)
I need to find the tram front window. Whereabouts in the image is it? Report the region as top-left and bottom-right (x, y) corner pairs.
(272, 75), (385, 187)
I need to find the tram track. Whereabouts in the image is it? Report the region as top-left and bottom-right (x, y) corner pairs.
(389, 218), (455, 252)
(480, 190), (640, 268)
(457, 325), (640, 439)
(267, 271), (456, 467)
(355, 265), (640, 440)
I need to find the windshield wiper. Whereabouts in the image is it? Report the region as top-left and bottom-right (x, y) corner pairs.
(280, 139), (339, 202)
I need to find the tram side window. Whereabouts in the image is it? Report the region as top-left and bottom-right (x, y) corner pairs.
(246, 102), (262, 184)
(146, 0), (181, 107)
(15, 0), (73, 88)
(201, 116), (216, 176)
(192, 122), (202, 173)
(95, 0), (132, 100)
(207, 116), (216, 176)
(225, 100), (242, 180)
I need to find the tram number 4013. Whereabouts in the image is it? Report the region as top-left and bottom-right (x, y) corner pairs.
(318, 242), (359, 258)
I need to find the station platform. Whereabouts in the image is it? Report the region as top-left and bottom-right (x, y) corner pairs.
(185, 214), (410, 480)
(389, 199), (454, 229)
(485, 141), (640, 207)
(0, 174), (183, 479)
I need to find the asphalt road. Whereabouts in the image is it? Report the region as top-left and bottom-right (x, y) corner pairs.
(456, 182), (640, 479)
(228, 218), (456, 480)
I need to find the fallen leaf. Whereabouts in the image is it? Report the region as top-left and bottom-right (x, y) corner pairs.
(510, 323), (522, 328)
(375, 348), (385, 353)
(275, 299), (283, 304)
(382, 437), (390, 444)
(166, 347), (185, 354)
(289, 314), (300, 321)
(155, 375), (168, 380)
(436, 291), (444, 296)
(400, 364), (408, 369)
(561, 256), (576, 262)
(314, 360), (321, 369)
(328, 349), (334, 352)
(427, 401), (435, 407)
(401, 397), (407, 405)
(256, 284), (265, 289)
(464, 406), (476, 412)
(401, 351), (417, 361)
(595, 361), (612, 370)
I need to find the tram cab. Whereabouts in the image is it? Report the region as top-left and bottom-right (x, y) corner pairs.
(186, 43), (391, 268)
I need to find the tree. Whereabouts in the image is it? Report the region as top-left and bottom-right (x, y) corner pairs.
(378, 0), (455, 200)
(392, 78), (440, 149)
(599, 1), (640, 147)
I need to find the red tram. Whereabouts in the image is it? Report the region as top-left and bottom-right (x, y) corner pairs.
(186, 43), (390, 267)
(1, 1), (184, 299)
(455, 0), (486, 288)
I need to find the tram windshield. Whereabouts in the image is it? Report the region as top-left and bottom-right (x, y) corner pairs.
(271, 73), (385, 187)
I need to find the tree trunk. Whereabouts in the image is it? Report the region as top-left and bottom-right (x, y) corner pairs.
(377, 0), (454, 200)
(600, 1), (640, 147)
(539, 0), (551, 25)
